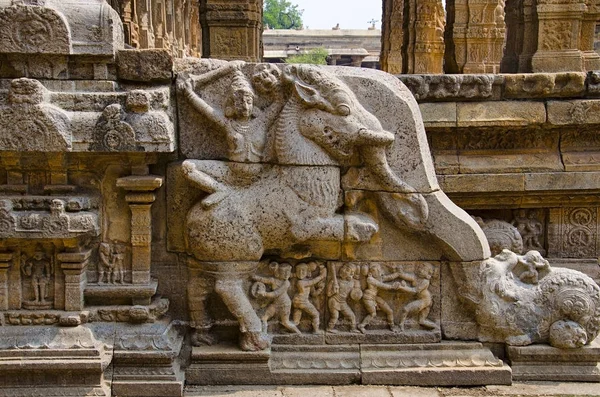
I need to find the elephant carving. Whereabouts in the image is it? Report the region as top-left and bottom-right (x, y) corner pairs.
(177, 62), (429, 350)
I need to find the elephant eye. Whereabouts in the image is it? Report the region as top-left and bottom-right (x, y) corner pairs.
(337, 104), (350, 116)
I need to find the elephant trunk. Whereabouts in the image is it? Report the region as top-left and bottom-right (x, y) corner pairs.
(360, 144), (429, 230)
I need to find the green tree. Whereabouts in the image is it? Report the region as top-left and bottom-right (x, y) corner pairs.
(285, 47), (329, 65)
(263, 0), (304, 29)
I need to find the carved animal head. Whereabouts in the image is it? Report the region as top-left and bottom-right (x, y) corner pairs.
(284, 65), (395, 165)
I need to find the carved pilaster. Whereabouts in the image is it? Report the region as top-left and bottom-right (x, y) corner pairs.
(531, 0), (586, 72)
(447, 0), (505, 74)
(406, 0), (445, 73)
(381, 0), (404, 74)
(116, 175), (163, 288)
(200, 0), (262, 62)
(0, 252), (12, 311)
(57, 250), (90, 312)
(581, 0), (600, 70)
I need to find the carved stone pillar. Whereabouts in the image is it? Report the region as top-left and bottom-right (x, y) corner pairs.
(381, 0), (404, 74)
(137, 0), (155, 49)
(406, 0), (446, 73)
(581, 0), (600, 70)
(447, 0), (506, 73)
(0, 253), (12, 311)
(116, 175), (163, 287)
(531, 0), (586, 72)
(501, 0), (524, 72)
(58, 250), (90, 312)
(200, 0), (262, 61)
(518, 0), (539, 71)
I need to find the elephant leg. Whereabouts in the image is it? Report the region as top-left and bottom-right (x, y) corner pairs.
(290, 214), (348, 242)
(214, 276), (269, 351)
(187, 266), (216, 346)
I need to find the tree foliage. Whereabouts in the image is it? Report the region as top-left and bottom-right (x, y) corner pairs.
(285, 47), (329, 65)
(263, 0), (304, 29)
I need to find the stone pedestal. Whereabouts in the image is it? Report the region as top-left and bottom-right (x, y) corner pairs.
(200, 0), (262, 62)
(187, 342), (511, 386)
(111, 321), (185, 397)
(0, 326), (111, 397)
(508, 342), (600, 381)
(187, 344), (272, 385)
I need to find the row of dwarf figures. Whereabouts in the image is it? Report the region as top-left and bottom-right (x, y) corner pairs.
(250, 261), (437, 334)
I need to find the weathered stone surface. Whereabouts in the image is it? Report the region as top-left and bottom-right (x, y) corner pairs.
(547, 99), (600, 125)
(508, 341), (600, 381)
(117, 49), (173, 82)
(360, 342), (511, 386)
(6, 0), (600, 391)
(419, 103), (457, 128)
(504, 73), (586, 98)
(456, 101), (546, 127)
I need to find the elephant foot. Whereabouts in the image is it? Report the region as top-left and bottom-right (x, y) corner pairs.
(239, 331), (270, 351)
(345, 214), (378, 242)
(419, 319), (437, 330)
(191, 328), (218, 346)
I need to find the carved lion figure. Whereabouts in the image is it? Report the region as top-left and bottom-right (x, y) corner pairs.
(477, 249), (600, 348)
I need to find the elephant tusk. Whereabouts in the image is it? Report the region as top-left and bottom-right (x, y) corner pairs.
(358, 128), (395, 146)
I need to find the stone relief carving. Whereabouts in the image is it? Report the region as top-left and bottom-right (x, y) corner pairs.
(473, 216), (524, 256)
(326, 263), (362, 333)
(21, 248), (54, 309)
(0, 4), (71, 54)
(512, 209), (546, 255)
(98, 242), (125, 284)
(0, 78), (70, 151)
(477, 249), (600, 348)
(178, 61), (430, 351)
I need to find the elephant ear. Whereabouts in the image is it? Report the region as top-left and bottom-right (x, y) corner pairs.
(283, 65), (335, 112)
(376, 192), (429, 231)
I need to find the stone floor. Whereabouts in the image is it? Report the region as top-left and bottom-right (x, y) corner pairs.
(185, 383), (600, 397)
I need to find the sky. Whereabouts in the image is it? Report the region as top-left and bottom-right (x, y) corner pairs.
(291, 0), (382, 30)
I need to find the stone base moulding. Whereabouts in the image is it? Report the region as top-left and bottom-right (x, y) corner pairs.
(186, 342), (511, 386)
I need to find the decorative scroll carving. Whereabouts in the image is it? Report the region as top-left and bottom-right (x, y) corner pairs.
(0, 5), (71, 54)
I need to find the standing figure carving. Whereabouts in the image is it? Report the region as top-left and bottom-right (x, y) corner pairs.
(21, 249), (53, 309)
(326, 263), (362, 333)
(291, 262), (326, 333)
(178, 61), (429, 351)
(251, 262), (300, 334)
(396, 263), (437, 331)
(358, 263), (405, 333)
